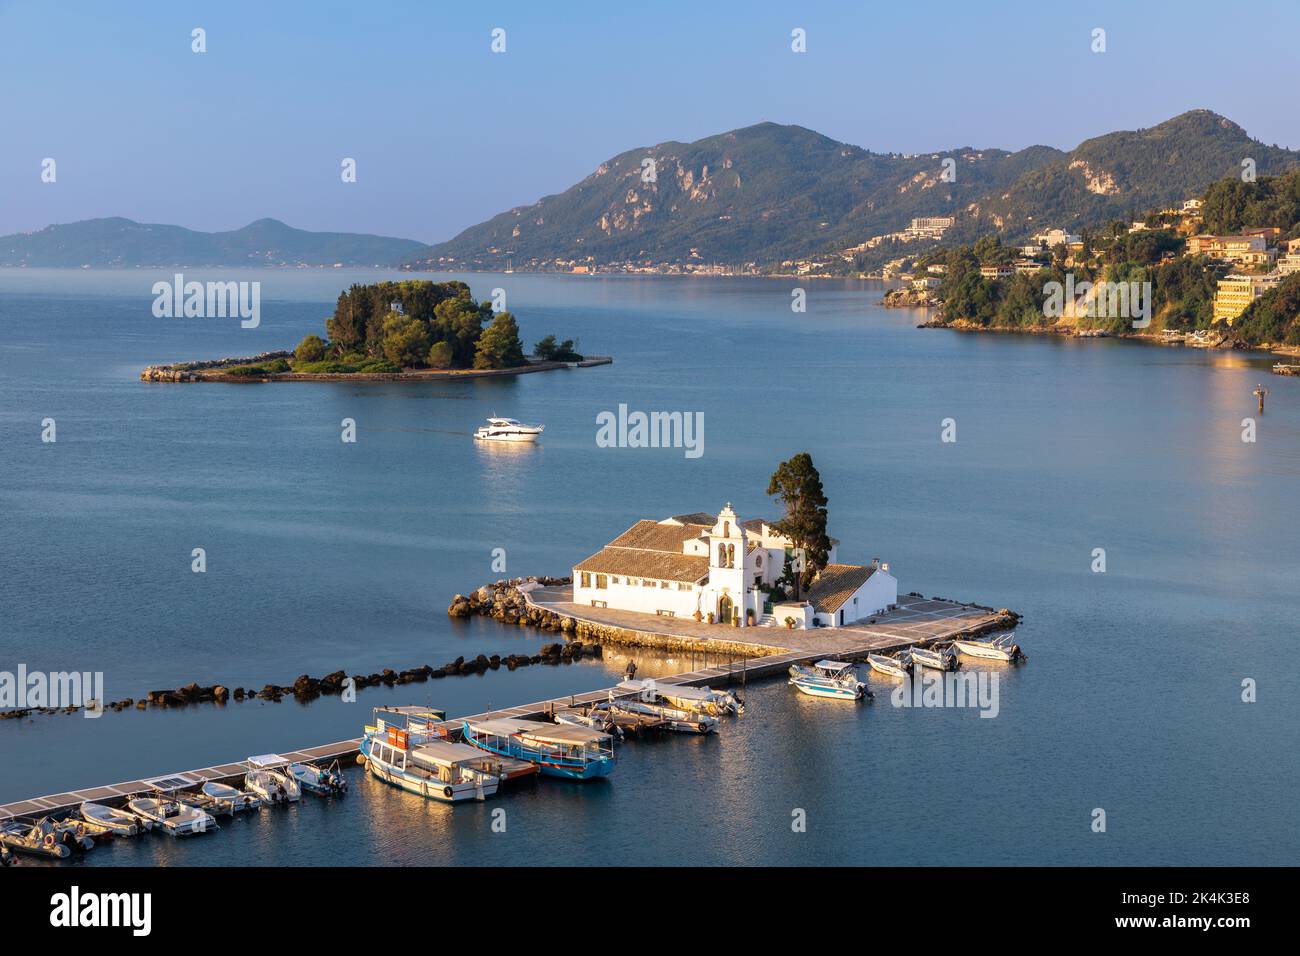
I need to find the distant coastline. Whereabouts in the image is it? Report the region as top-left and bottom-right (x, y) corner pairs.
(141, 352), (611, 383)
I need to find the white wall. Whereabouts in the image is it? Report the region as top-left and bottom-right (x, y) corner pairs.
(573, 572), (702, 618)
(815, 569), (899, 627)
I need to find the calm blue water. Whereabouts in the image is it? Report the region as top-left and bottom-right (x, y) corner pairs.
(2, 268), (1297, 865)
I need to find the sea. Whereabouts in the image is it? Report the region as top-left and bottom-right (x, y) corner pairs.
(1, 268), (1296, 865)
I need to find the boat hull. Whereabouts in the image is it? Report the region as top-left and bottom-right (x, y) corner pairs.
(952, 641), (1015, 661)
(867, 657), (908, 679)
(789, 678), (865, 700)
(462, 727), (614, 780)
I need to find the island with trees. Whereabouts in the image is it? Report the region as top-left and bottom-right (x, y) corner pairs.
(141, 279), (607, 382)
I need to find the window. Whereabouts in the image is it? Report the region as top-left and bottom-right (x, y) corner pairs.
(580, 572), (591, 588)
(595, 574), (608, 589)
(611, 576), (620, 584)
(628, 577), (638, 586)
(642, 579), (656, 587)
(659, 581), (669, 588)
(677, 583), (692, 591)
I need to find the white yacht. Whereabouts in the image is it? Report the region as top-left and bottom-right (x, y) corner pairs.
(474, 416), (544, 443)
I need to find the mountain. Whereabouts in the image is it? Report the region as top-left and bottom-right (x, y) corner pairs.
(406, 110), (1300, 270)
(406, 123), (1063, 270)
(0, 217), (426, 267)
(963, 110), (1300, 238)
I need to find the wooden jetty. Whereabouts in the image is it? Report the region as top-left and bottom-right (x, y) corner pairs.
(0, 594), (1011, 823)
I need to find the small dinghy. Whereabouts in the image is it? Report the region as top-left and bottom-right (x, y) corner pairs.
(1, 818), (72, 859)
(200, 781), (262, 813)
(788, 660), (870, 700)
(287, 760), (348, 796)
(554, 708), (622, 737)
(952, 633), (1026, 662)
(127, 796), (217, 837)
(80, 802), (140, 837)
(616, 680), (743, 716)
(245, 755), (301, 803)
(906, 647), (959, 671)
(867, 653), (909, 679)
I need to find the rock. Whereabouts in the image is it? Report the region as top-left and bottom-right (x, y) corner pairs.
(233, 687), (246, 700)
(213, 686), (229, 702)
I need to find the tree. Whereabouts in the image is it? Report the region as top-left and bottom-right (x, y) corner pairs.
(380, 312), (431, 368)
(426, 340), (454, 368)
(534, 335), (583, 361)
(473, 311), (527, 369)
(766, 452), (832, 598)
(294, 334), (326, 364)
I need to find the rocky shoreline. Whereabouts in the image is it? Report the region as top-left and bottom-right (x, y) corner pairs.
(882, 287), (941, 311)
(916, 317), (1256, 349)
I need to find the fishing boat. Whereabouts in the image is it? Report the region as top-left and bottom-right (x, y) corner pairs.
(288, 760), (348, 796)
(462, 717), (616, 780)
(474, 416), (544, 443)
(126, 783), (218, 837)
(616, 679), (743, 716)
(79, 802), (140, 837)
(596, 698), (717, 734)
(787, 660), (869, 700)
(906, 646), (959, 671)
(245, 755), (301, 804)
(364, 733), (500, 803)
(1, 818), (73, 859)
(867, 653), (909, 679)
(952, 633), (1026, 662)
(200, 781), (262, 813)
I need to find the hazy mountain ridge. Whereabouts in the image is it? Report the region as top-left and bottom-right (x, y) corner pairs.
(0, 217), (426, 267)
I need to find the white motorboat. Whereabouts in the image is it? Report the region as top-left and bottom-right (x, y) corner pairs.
(245, 754), (301, 803)
(127, 796), (217, 837)
(906, 647), (959, 671)
(952, 633), (1026, 662)
(287, 760), (348, 796)
(80, 802), (141, 836)
(866, 654), (909, 679)
(788, 660), (870, 700)
(200, 781), (262, 812)
(616, 679), (743, 716)
(595, 698), (717, 734)
(474, 416), (544, 443)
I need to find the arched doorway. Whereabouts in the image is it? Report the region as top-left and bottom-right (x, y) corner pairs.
(717, 593), (733, 625)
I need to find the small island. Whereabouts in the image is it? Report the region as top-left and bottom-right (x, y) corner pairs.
(141, 280), (609, 382)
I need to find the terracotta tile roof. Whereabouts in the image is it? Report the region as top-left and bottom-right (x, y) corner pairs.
(574, 548), (709, 583)
(806, 564), (876, 614)
(606, 519), (710, 553)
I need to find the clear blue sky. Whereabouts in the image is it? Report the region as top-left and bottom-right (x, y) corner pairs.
(3, 0), (1297, 243)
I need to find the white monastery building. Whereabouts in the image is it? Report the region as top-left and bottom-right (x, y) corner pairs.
(572, 505), (898, 629)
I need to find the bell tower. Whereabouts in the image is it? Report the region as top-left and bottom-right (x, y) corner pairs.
(708, 504), (747, 625)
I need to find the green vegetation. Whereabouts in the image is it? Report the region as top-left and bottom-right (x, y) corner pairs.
(288, 280), (564, 373)
(1234, 274), (1300, 345)
(223, 358), (291, 377)
(533, 335), (584, 361)
(766, 452), (831, 599)
(1201, 168), (1300, 237)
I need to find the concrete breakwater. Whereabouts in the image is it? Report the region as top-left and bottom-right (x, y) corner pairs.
(449, 577), (783, 659)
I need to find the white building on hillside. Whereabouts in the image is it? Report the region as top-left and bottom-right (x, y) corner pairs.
(572, 505), (898, 629)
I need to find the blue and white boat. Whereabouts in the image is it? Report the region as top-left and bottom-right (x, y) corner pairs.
(288, 760), (348, 796)
(462, 717), (615, 780)
(788, 660), (869, 700)
(363, 734), (499, 803)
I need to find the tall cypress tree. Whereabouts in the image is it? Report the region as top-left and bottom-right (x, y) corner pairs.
(766, 452), (831, 599)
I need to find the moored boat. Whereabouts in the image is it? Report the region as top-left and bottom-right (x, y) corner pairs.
(788, 660), (869, 700)
(616, 679), (743, 716)
(245, 755), (301, 803)
(127, 794), (217, 837)
(867, 653), (909, 679)
(952, 633), (1026, 662)
(80, 802), (141, 837)
(53, 816), (98, 851)
(363, 733), (500, 803)
(906, 646), (959, 671)
(596, 698), (717, 734)
(462, 717), (615, 780)
(200, 781), (262, 813)
(1, 818), (72, 859)
(288, 760), (348, 796)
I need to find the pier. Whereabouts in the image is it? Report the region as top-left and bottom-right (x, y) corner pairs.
(0, 594), (1010, 824)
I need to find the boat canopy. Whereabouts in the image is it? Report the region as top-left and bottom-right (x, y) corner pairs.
(143, 773), (202, 790)
(617, 680), (718, 701)
(246, 754), (291, 769)
(518, 725), (611, 746)
(814, 660), (854, 673)
(377, 705), (447, 718)
(468, 717), (550, 736)
(409, 740), (488, 768)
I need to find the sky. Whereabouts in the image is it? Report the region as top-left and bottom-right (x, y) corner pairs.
(3, 0), (1298, 244)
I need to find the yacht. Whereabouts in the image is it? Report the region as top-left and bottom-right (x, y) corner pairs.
(474, 416), (544, 443)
